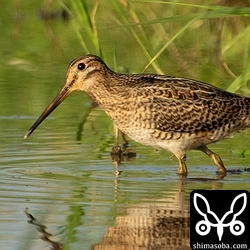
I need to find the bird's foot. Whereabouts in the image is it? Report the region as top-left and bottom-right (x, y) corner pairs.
(111, 143), (136, 164)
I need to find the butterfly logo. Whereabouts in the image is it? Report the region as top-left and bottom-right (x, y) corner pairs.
(193, 193), (247, 241)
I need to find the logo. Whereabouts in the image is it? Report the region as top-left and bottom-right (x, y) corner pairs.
(194, 192), (246, 241)
(190, 190), (249, 249)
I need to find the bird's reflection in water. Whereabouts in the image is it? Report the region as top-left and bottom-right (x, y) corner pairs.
(24, 172), (227, 249)
(93, 208), (190, 250)
(24, 208), (63, 250)
(94, 152), (229, 250)
(92, 178), (191, 250)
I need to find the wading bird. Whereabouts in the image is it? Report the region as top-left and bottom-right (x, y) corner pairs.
(24, 55), (250, 176)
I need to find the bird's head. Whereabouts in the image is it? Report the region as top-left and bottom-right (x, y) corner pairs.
(24, 54), (107, 139)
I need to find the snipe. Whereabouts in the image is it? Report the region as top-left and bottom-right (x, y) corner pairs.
(24, 54), (250, 176)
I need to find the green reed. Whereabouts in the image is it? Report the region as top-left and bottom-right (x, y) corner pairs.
(65, 0), (250, 93)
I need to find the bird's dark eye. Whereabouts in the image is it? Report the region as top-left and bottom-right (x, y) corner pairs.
(78, 63), (85, 70)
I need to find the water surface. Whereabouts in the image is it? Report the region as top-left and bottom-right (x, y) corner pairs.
(1, 2), (250, 250)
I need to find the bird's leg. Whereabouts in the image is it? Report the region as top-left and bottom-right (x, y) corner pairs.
(177, 154), (188, 175)
(113, 124), (119, 147)
(170, 154), (175, 160)
(112, 124), (122, 155)
(197, 146), (227, 173)
(113, 125), (128, 146)
(121, 131), (128, 145)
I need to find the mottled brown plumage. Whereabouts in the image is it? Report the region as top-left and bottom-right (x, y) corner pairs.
(24, 55), (250, 175)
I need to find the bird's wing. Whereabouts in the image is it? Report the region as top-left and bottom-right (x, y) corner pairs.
(133, 76), (244, 133)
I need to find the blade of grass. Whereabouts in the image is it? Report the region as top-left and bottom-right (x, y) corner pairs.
(222, 26), (250, 55)
(133, 1), (225, 11)
(62, 0), (103, 57)
(227, 46), (250, 93)
(144, 14), (201, 71)
(112, 0), (163, 74)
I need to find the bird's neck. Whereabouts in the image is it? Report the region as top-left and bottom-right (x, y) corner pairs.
(87, 73), (131, 106)
(86, 73), (134, 122)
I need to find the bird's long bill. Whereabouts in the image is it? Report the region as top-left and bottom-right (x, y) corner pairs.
(24, 85), (72, 139)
